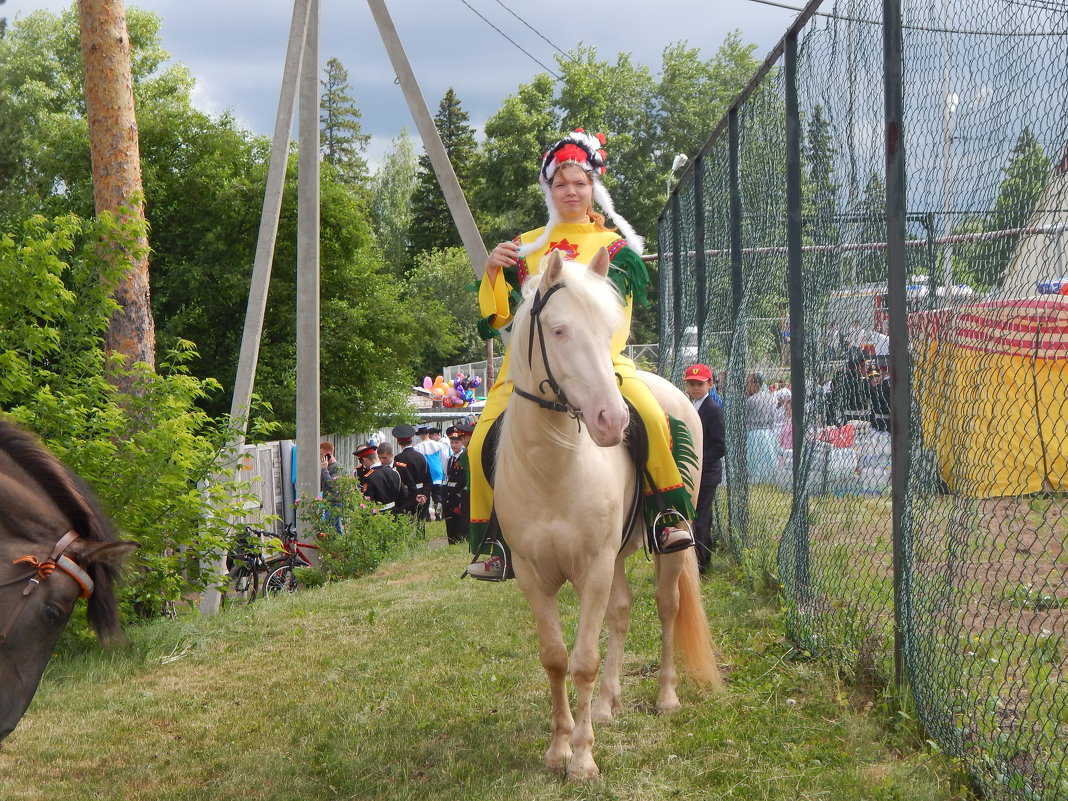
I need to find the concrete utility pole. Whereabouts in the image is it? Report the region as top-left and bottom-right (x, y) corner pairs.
(294, 0), (321, 538)
(366, 0), (488, 278)
(201, 0), (313, 617)
(228, 0), (310, 433)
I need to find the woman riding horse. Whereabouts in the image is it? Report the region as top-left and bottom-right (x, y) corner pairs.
(465, 130), (696, 580)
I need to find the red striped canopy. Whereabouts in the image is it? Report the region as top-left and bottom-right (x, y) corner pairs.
(911, 296), (1068, 360)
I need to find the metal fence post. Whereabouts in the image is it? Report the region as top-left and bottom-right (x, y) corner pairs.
(785, 30), (811, 594)
(883, 0), (910, 692)
(694, 155), (707, 356)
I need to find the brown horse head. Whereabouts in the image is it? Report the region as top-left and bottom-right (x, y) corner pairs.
(0, 421), (139, 741)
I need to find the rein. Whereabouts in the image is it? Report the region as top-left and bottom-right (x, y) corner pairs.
(0, 530), (93, 644)
(511, 282), (584, 425)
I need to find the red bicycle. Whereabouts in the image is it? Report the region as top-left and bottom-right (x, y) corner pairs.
(262, 523), (318, 597)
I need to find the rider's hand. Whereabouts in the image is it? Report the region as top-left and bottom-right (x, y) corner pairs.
(484, 241), (518, 280)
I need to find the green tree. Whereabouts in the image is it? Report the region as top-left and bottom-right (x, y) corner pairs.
(0, 7), (429, 436)
(654, 34), (760, 178)
(408, 88), (478, 259)
(803, 104), (840, 245)
(474, 73), (558, 245)
(370, 128), (418, 274)
(320, 56), (369, 187)
(981, 126), (1050, 290)
(854, 170), (886, 284)
(404, 247), (484, 376)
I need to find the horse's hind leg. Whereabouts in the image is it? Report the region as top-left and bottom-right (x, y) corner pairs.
(653, 552), (686, 713)
(593, 558), (631, 723)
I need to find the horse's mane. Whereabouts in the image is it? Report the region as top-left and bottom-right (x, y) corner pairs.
(0, 420), (123, 638)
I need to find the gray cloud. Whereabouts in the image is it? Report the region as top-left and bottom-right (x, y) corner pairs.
(13, 0), (796, 164)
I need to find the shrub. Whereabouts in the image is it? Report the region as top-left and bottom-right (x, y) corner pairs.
(1, 212), (274, 625)
(300, 477), (422, 580)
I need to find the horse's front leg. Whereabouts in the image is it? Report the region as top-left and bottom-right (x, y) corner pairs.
(593, 557), (632, 723)
(513, 561), (573, 770)
(568, 558), (615, 780)
(653, 551), (686, 713)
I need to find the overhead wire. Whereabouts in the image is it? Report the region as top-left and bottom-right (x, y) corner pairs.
(454, 0), (562, 79)
(739, 0), (1068, 35)
(491, 0), (574, 62)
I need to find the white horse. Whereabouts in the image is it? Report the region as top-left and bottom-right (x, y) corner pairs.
(493, 247), (723, 780)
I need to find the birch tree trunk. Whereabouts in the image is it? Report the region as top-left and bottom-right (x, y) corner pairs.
(79, 0), (155, 386)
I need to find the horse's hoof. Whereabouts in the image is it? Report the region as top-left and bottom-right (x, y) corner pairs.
(567, 756), (600, 781)
(656, 697), (681, 715)
(592, 699), (622, 723)
(544, 746), (572, 770)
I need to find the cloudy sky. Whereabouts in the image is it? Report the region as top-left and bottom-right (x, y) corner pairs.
(9, 0), (802, 165)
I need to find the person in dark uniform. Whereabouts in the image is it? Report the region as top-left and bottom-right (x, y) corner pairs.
(354, 442), (404, 513)
(392, 424), (430, 517)
(866, 366), (891, 432)
(682, 364), (726, 574)
(441, 426), (469, 545)
(829, 353), (871, 427)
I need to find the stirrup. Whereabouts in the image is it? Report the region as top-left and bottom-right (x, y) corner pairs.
(460, 540), (510, 582)
(650, 511), (694, 555)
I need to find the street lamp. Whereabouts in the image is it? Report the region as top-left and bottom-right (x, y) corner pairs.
(667, 153), (689, 197)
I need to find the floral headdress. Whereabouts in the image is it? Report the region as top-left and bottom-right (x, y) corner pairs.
(517, 128), (644, 258)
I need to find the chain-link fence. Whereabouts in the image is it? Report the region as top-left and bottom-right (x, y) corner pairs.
(658, 2), (1068, 798)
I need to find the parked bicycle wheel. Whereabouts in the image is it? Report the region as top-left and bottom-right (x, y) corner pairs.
(262, 564), (297, 597)
(226, 561), (259, 606)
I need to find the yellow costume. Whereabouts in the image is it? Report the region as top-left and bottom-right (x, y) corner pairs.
(467, 221), (695, 557)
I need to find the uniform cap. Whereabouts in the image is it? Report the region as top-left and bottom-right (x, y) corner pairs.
(683, 363), (713, 382)
(392, 424), (417, 439)
(353, 443), (377, 458)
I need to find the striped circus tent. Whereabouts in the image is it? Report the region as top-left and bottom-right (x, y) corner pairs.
(912, 295), (1068, 497)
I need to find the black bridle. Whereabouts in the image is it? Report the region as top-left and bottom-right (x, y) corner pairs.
(510, 282), (584, 424)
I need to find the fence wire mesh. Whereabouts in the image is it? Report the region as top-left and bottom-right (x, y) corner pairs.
(657, 2), (1068, 798)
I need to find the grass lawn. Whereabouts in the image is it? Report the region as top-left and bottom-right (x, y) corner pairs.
(0, 533), (974, 800)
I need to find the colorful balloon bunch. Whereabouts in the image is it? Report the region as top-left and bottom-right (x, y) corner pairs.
(424, 373), (481, 407)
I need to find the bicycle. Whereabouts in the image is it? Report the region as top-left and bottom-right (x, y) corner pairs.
(261, 522), (318, 597)
(225, 526), (273, 606)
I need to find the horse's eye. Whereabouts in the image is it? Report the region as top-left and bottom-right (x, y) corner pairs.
(44, 602), (67, 626)
(552, 326), (567, 338)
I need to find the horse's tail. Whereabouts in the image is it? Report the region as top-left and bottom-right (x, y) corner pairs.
(675, 549), (724, 690)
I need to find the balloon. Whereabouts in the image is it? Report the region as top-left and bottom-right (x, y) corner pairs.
(422, 376), (432, 390)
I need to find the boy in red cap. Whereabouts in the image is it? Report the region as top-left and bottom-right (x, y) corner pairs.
(682, 364), (725, 574)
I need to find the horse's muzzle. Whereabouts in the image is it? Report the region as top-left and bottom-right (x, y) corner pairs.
(587, 401), (630, 447)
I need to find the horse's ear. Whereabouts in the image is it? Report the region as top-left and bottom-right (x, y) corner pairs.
(543, 249), (564, 288)
(68, 538), (140, 567)
(588, 247), (610, 278)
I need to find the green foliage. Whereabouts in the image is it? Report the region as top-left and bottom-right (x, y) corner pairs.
(409, 88), (479, 258)
(299, 478), (422, 580)
(475, 74), (559, 245)
(1, 211), (269, 623)
(403, 246), (484, 374)
(320, 57), (370, 187)
(980, 127), (1050, 291)
(370, 128), (419, 274)
(0, 8), (422, 438)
